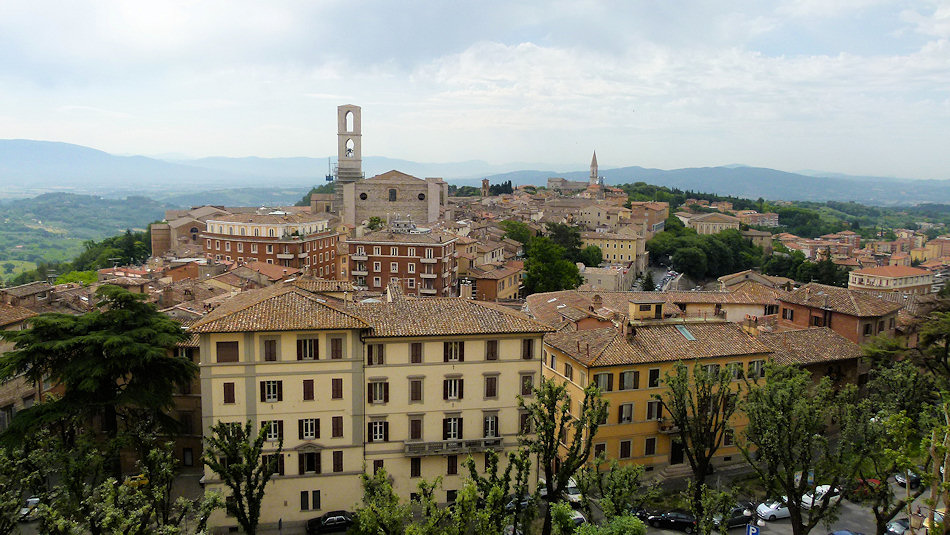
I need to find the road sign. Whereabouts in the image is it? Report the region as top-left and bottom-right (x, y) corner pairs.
(746, 524), (760, 535)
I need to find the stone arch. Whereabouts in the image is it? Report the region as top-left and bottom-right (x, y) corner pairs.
(345, 138), (355, 157)
(345, 111), (354, 132)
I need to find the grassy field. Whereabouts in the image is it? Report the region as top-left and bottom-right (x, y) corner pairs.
(0, 259), (38, 283)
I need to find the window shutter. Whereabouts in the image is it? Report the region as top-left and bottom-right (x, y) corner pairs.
(443, 380), (449, 400)
(298, 453), (305, 474)
(618, 406), (624, 424)
(300, 490), (308, 510)
(315, 452), (321, 474)
(367, 423), (374, 442)
(383, 422), (389, 442)
(458, 379), (464, 400)
(383, 382), (390, 403)
(443, 342), (449, 362)
(297, 339), (303, 360)
(260, 381), (266, 402)
(457, 418), (463, 439)
(277, 381), (283, 401)
(315, 419), (320, 438)
(303, 379), (314, 401)
(459, 342), (464, 362)
(277, 420), (284, 439)
(298, 419), (304, 440)
(367, 383), (374, 403)
(443, 419), (449, 440)
(633, 371), (640, 389)
(483, 417), (489, 437)
(607, 374), (614, 391)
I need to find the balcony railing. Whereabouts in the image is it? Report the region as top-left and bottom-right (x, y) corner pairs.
(421, 257), (438, 264)
(352, 270), (368, 276)
(420, 288), (437, 295)
(658, 421), (680, 434)
(420, 273), (437, 279)
(404, 437), (503, 457)
(351, 254), (367, 261)
(276, 253), (294, 260)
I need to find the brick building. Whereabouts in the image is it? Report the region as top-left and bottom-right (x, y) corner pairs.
(777, 283), (902, 344)
(848, 265), (934, 295)
(347, 226), (458, 296)
(200, 211), (340, 278)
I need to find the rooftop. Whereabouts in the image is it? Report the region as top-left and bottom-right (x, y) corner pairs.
(0, 304), (37, 327)
(759, 327), (862, 366)
(353, 298), (552, 338)
(781, 283), (903, 317)
(852, 265), (932, 278)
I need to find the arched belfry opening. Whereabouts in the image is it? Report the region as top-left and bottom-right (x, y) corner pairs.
(345, 111), (354, 133)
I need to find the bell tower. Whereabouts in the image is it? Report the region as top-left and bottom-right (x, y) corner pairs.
(336, 104), (363, 183)
(589, 150), (599, 186)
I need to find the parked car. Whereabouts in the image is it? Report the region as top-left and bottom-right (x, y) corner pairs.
(629, 506), (653, 521)
(564, 478), (582, 504)
(505, 493), (532, 512)
(895, 470), (921, 489)
(648, 511), (698, 533)
(801, 486), (841, 510)
(306, 510), (355, 534)
(571, 510), (588, 526)
(829, 531), (865, 535)
(714, 502), (755, 529)
(756, 500), (790, 521)
(885, 518), (910, 535)
(18, 497), (40, 522)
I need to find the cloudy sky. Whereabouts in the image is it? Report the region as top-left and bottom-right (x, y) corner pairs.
(1, 1), (948, 178)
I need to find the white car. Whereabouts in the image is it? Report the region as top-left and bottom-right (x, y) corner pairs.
(564, 478), (582, 504)
(756, 500), (789, 521)
(570, 509), (587, 526)
(18, 497), (40, 522)
(801, 485), (841, 510)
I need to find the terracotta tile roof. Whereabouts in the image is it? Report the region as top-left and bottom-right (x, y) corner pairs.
(0, 281), (52, 298)
(468, 261), (523, 280)
(240, 261), (302, 281)
(0, 304), (37, 327)
(759, 328), (862, 365)
(780, 283), (903, 317)
(545, 322), (770, 368)
(206, 212), (332, 225)
(852, 265), (932, 278)
(353, 298), (552, 338)
(729, 280), (789, 303)
(288, 277), (355, 293)
(190, 285), (369, 333)
(348, 230), (458, 245)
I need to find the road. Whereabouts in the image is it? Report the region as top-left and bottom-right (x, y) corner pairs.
(646, 499), (876, 535)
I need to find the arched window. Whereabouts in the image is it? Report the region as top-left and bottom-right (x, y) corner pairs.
(345, 111), (354, 132)
(240, 227), (246, 235)
(228, 226), (233, 235)
(345, 138), (355, 158)
(389, 189), (397, 202)
(254, 227), (260, 237)
(268, 228), (275, 237)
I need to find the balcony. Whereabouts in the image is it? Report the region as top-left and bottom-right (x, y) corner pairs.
(421, 257), (438, 264)
(276, 253), (294, 260)
(352, 270), (368, 276)
(351, 254), (367, 261)
(658, 421), (680, 434)
(404, 437), (503, 457)
(298, 253), (308, 258)
(420, 288), (438, 295)
(420, 273), (437, 279)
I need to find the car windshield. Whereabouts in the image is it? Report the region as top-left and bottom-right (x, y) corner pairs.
(766, 501), (783, 509)
(566, 485), (580, 494)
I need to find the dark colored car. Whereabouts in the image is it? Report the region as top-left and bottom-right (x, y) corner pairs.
(648, 511), (698, 534)
(895, 470), (921, 489)
(829, 531), (865, 535)
(714, 502), (755, 529)
(505, 493), (532, 512)
(306, 510), (355, 534)
(629, 506), (652, 522)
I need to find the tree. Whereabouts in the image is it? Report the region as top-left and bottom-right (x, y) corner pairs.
(367, 216), (384, 231)
(351, 467), (412, 535)
(672, 246), (708, 280)
(54, 270), (97, 285)
(656, 362), (739, 520)
(523, 237), (582, 295)
(0, 285), (195, 475)
(0, 444), (40, 535)
(739, 365), (867, 535)
(579, 245), (603, 267)
(575, 514), (647, 535)
(642, 271), (656, 292)
(203, 421), (283, 535)
(501, 220), (534, 245)
(520, 379), (609, 535)
(575, 456), (658, 520)
(295, 183), (335, 206)
(546, 223), (583, 261)
(464, 449), (531, 534)
(685, 482), (736, 535)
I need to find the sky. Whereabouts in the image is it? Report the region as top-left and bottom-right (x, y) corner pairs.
(1, 1), (949, 179)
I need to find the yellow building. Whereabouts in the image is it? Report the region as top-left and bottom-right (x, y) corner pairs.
(192, 283), (550, 533)
(581, 227), (647, 274)
(686, 212), (741, 235)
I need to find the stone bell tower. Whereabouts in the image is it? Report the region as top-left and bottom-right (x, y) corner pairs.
(336, 104), (363, 183)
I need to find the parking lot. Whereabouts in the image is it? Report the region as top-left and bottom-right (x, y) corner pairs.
(646, 499), (877, 535)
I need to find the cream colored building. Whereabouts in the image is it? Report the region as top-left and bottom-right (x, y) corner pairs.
(580, 228), (647, 275)
(686, 212), (740, 235)
(192, 284), (550, 533)
(848, 265), (934, 295)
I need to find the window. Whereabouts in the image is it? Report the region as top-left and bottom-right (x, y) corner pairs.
(299, 452), (321, 474)
(593, 373), (613, 392)
(391, 247), (398, 256)
(368, 421), (389, 442)
(367, 344), (384, 366)
(639, 304), (651, 312)
(409, 379), (423, 402)
(619, 440), (632, 459)
(408, 263), (416, 273)
(407, 278), (415, 288)
(447, 455), (458, 475)
(263, 420), (283, 441)
(594, 443), (606, 459)
(183, 448), (194, 466)
(237, 242), (243, 252)
(369, 381), (390, 404)
(782, 308), (794, 321)
(225, 242), (231, 251)
(648, 368), (660, 388)
(619, 403), (634, 424)
(878, 320), (885, 333)
(373, 246), (381, 255)
(389, 189), (397, 202)
(723, 429), (735, 446)
(300, 378), (315, 401)
(261, 380), (283, 402)
(297, 338), (318, 360)
(486, 340), (498, 361)
(563, 363), (574, 381)
(889, 318), (895, 329)
(443, 416), (462, 440)
(443, 378), (463, 400)
(300, 490), (320, 511)
(299, 418), (319, 440)
(331, 378), (343, 400)
(519, 412), (532, 434)
(645, 437), (657, 456)
(863, 323), (873, 335)
(251, 243), (258, 253)
(216, 341), (239, 363)
(373, 261), (381, 272)
(620, 370), (639, 390)
(748, 360), (766, 379)
(409, 417), (423, 440)
(266, 244), (273, 253)
(332, 416), (343, 438)
(520, 374), (535, 396)
(446, 490), (457, 503)
(215, 240), (220, 250)
(521, 339), (534, 359)
(408, 247), (416, 256)
(263, 453), (284, 475)
(812, 316), (824, 327)
(425, 248), (434, 259)
(333, 451), (343, 472)
(330, 338), (344, 359)
(263, 339), (278, 362)
(223, 382), (235, 404)
(703, 364), (721, 377)
(411, 457), (421, 478)
(646, 400), (661, 421)
(485, 376), (498, 398)
(443, 341), (464, 362)
(549, 353), (556, 368)
(410, 342), (423, 363)
(483, 414), (498, 438)
(390, 262), (398, 273)
(727, 362), (743, 380)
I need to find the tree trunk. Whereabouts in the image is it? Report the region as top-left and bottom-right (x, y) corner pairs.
(103, 404), (122, 480)
(542, 507), (553, 535)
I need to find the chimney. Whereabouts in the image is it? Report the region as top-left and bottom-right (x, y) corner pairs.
(460, 280), (473, 299)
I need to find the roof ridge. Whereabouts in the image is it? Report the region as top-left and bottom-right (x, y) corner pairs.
(190, 284), (298, 329)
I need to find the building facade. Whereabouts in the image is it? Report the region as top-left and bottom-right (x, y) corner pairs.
(580, 229), (647, 274)
(686, 212), (741, 235)
(777, 283), (903, 344)
(848, 265), (934, 295)
(347, 228), (458, 296)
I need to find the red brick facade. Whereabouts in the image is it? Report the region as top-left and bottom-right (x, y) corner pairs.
(777, 301), (898, 344)
(201, 232), (341, 279)
(348, 233), (457, 296)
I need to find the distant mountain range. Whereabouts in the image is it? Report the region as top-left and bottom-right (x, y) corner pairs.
(1, 139), (948, 206)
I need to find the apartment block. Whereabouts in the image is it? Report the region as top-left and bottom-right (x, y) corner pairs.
(347, 227), (458, 296)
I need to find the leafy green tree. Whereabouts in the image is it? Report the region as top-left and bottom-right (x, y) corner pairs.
(672, 246), (708, 279)
(54, 270), (97, 285)
(464, 449), (530, 534)
(740, 365), (867, 535)
(579, 245), (603, 267)
(520, 379), (609, 535)
(352, 466), (412, 535)
(656, 362), (739, 521)
(575, 456), (658, 520)
(0, 286), (195, 465)
(1, 263), (12, 274)
(367, 216), (385, 231)
(501, 220), (534, 245)
(546, 223), (583, 261)
(295, 183), (335, 206)
(549, 501), (576, 535)
(0, 444), (40, 535)
(203, 421), (283, 535)
(575, 514), (647, 535)
(524, 237), (582, 294)
(642, 271), (656, 292)
(685, 482), (736, 535)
